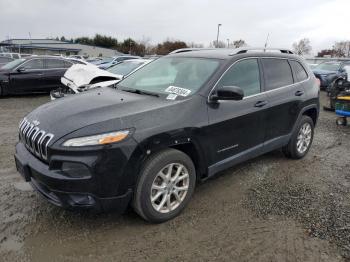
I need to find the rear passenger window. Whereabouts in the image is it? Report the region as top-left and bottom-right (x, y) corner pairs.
(217, 59), (261, 97)
(290, 60), (308, 82)
(46, 59), (65, 69)
(261, 58), (293, 90)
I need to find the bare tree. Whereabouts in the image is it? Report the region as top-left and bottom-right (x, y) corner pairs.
(210, 40), (226, 48)
(187, 42), (204, 48)
(232, 39), (247, 48)
(332, 41), (350, 57)
(292, 38), (312, 56)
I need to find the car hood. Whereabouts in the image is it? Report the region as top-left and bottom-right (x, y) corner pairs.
(24, 87), (196, 143)
(312, 69), (337, 75)
(62, 64), (121, 88)
(0, 68), (11, 74)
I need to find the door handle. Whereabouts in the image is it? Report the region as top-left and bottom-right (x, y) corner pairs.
(295, 90), (304, 96)
(254, 101), (268, 108)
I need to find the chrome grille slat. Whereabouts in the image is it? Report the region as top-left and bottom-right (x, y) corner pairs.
(18, 118), (54, 161)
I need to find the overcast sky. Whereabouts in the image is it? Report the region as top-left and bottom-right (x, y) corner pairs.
(1, 0), (349, 54)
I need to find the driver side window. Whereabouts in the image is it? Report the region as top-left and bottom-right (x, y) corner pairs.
(217, 59), (261, 97)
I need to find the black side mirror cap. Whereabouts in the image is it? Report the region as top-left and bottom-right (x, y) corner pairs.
(17, 67), (26, 73)
(211, 86), (244, 102)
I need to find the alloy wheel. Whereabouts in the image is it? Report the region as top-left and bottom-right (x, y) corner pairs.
(150, 163), (189, 213)
(296, 122), (312, 154)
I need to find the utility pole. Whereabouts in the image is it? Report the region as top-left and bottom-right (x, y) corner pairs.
(216, 24), (222, 48)
(227, 39), (230, 48)
(264, 33), (270, 51)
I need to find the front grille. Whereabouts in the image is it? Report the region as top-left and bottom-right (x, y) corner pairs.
(19, 118), (54, 161)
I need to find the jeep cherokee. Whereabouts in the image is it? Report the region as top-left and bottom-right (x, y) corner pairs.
(15, 48), (320, 223)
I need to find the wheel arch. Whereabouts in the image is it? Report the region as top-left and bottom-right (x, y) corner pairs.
(134, 129), (208, 182)
(292, 104), (319, 134)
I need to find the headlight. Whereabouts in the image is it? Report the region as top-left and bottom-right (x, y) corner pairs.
(62, 130), (130, 147)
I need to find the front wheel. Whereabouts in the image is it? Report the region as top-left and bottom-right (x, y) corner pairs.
(283, 116), (314, 159)
(133, 149), (196, 223)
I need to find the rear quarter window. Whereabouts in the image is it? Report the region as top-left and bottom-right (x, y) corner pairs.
(290, 60), (308, 82)
(262, 58), (293, 91)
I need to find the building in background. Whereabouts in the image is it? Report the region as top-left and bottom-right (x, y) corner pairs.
(0, 39), (123, 57)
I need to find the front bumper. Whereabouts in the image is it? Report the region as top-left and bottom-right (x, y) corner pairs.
(14, 142), (135, 213)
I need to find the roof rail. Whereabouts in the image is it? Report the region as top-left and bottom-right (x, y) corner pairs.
(230, 47), (294, 55)
(169, 48), (215, 54)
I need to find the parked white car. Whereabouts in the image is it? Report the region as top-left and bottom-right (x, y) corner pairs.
(50, 59), (152, 100)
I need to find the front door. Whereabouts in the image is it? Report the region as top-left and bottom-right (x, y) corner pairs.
(9, 58), (45, 94)
(205, 58), (267, 174)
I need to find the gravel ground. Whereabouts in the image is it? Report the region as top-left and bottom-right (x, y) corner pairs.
(0, 92), (349, 262)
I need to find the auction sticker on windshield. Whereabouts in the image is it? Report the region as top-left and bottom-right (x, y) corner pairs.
(165, 86), (191, 97)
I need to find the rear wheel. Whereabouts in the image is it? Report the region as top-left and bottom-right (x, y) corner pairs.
(283, 116), (314, 159)
(133, 149), (196, 223)
(0, 84), (3, 97)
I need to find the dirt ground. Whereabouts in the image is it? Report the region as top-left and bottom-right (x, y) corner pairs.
(0, 92), (349, 262)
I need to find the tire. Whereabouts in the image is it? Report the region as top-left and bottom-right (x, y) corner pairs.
(133, 148), (196, 223)
(0, 84), (3, 97)
(336, 117), (347, 126)
(283, 116), (314, 159)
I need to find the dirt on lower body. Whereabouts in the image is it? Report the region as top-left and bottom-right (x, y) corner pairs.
(0, 93), (349, 262)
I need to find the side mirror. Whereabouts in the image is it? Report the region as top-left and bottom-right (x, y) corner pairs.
(17, 67), (26, 73)
(211, 86), (244, 102)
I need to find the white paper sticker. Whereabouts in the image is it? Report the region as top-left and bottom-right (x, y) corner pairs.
(166, 94), (178, 100)
(165, 86), (191, 97)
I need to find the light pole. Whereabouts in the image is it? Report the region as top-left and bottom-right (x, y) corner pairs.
(216, 24), (222, 48)
(227, 38), (230, 48)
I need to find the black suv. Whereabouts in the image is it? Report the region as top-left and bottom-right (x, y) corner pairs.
(15, 48), (320, 223)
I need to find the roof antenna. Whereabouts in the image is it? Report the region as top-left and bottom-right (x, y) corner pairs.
(264, 33), (270, 52)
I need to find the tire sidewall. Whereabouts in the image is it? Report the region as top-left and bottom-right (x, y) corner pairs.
(137, 150), (196, 223)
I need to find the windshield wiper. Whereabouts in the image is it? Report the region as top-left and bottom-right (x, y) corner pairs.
(120, 88), (159, 97)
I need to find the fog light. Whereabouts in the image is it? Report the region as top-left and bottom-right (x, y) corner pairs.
(61, 162), (91, 178)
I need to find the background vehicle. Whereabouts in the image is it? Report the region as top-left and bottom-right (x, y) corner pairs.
(50, 59), (152, 99)
(106, 58), (152, 78)
(0, 56), (14, 67)
(98, 55), (140, 69)
(86, 57), (103, 64)
(15, 48), (319, 223)
(69, 55), (88, 60)
(50, 64), (119, 99)
(312, 61), (350, 89)
(67, 58), (92, 65)
(0, 56), (75, 96)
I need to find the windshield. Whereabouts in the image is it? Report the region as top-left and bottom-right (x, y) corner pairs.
(1, 58), (25, 69)
(107, 61), (145, 76)
(117, 57), (220, 97)
(315, 62), (341, 71)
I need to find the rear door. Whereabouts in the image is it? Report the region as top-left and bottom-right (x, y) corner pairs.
(206, 58), (267, 170)
(261, 58), (307, 145)
(43, 58), (72, 91)
(9, 58), (45, 93)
